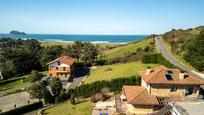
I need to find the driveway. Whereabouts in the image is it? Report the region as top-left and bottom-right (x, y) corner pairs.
(67, 67), (90, 89)
(155, 37), (204, 80)
(176, 102), (204, 115)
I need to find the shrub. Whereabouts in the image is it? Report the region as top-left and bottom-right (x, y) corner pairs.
(142, 53), (174, 68)
(70, 93), (76, 105)
(68, 76), (140, 99)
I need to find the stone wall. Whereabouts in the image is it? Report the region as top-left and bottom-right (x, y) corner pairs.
(150, 84), (186, 97)
(126, 103), (154, 114)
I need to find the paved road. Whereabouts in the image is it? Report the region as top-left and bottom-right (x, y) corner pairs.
(155, 37), (204, 80)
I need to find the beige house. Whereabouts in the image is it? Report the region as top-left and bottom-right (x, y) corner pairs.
(122, 65), (204, 114)
(47, 56), (75, 78)
(122, 86), (159, 114)
(138, 65), (204, 99)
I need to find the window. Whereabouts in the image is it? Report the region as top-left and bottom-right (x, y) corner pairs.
(58, 61), (60, 65)
(165, 74), (173, 80)
(63, 67), (66, 71)
(170, 85), (177, 92)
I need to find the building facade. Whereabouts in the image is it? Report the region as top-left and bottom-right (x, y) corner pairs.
(47, 56), (75, 78)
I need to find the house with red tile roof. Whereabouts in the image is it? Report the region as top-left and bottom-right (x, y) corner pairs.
(122, 86), (159, 114)
(47, 56), (75, 78)
(138, 65), (204, 98)
(121, 65), (204, 114)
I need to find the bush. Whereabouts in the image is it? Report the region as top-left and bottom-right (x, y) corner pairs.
(70, 93), (76, 105)
(142, 53), (174, 68)
(59, 89), (68, 102)
(0, 77), (25, 85)
(0, 101), (43, 115)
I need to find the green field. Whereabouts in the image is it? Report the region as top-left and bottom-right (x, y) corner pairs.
(102, 38), (153, 59)
(0, 71), (47, 91)
(84, 62), (158, 84)
(45, 99), (92, 115)
(41, 41), (118, 48)
(0, 80), (30, 91)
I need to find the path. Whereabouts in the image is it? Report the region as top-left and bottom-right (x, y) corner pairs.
(155, 37), (204, 79)
(115, 94), (122, 113)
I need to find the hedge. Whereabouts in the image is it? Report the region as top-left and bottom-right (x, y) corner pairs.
(67, 76), (140, 98)
(0, 77), (26, 85)
(142, 53), (175, 68)
(0, 101), (43, 115)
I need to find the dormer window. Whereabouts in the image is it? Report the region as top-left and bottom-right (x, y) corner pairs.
(165, 70), (173, 80)
(58, 61), (60, 65)
(165, 74), (173, 80)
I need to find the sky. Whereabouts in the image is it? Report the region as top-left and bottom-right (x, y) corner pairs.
(0, 0), (204, 35)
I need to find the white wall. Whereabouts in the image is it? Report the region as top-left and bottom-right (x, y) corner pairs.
(48, 61), (70, 67)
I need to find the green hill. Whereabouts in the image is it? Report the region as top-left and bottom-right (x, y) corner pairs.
(102, 38), (154, 59)
(161, 26), (204, 71)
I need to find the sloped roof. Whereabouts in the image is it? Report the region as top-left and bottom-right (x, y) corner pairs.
(123, 86), (159, 105)
(138, 65), (204, 85)
(47, 56), (75, 65)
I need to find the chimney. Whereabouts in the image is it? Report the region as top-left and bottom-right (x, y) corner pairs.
(179, 70), (185, 80)
(145, 66), (151, 75)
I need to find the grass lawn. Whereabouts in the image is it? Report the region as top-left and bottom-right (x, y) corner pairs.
(0, 80), (30, 91)
(84, 62), (158, 84)
(103, 38), (153, 59)
(45, 99), (92, 115)
(0, 71), (47, 91)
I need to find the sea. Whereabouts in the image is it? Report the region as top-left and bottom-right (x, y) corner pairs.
(0, 34), (148, 44)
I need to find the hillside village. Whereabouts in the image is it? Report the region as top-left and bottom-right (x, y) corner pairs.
(0, 26), (204, 115)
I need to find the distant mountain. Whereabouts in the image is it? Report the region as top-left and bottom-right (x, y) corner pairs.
(9, 30), (26, 35)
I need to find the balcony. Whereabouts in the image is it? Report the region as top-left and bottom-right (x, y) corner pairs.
(56, 70), (69, 73)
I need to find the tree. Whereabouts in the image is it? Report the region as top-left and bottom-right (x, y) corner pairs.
(0, 38), (42, 77)
(44, 88), (55, 104)
(50, 78), (62, 97)
(67, 41), (99, 65)
(41, 45), (65, 69)
(0, 55), (15, 79)
(184, 30), (204, 71)
(59, 89), (68, 102)
(28, 82), (45, 100)
(29, 70), (44, 82)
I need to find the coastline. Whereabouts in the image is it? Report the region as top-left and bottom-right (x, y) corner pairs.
(0, 34), (148, 45)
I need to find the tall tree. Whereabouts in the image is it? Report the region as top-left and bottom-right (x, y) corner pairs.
(67, 41), (99, 65)
(50, 78), (63, 97)
(41, 45), (65, 69)
(28, 82), (45, 100)
(0, 38), (42, 77)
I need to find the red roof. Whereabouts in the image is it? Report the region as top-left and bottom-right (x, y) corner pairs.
(138, 65), (204, 85)
(123, 86), (159, 105)
(47, 56), (75, 65)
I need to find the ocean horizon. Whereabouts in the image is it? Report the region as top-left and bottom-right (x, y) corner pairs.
(0, 34), (148, 44)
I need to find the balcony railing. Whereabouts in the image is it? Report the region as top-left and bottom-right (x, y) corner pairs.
(56, 70), (69, 73)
